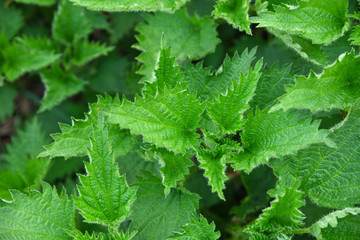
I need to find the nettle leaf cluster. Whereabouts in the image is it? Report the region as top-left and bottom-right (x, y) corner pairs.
(1, 0), (360, 239)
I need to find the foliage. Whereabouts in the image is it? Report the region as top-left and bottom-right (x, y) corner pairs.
(1, 0), (360, 239)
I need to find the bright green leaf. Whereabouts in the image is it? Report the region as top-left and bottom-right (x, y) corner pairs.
(206, 59), (262, 134)
(251, 0), (350, 45)
(246, 181), (305, 239)
(213, 0), (252, 34)
(140, 147), (193, 196)
(2, 36), (61, 81)
(67, 230), (108, 240)
(230, 108), (332, 173)
(71, 40), (114, 67)
(39, 94), (134, 159)
(166, 214), (221, 240)
(250, 63), (293, 110)
(308, 208), (360, 240)
(134, 9), (220, 82)
(0, 182), (75, 239)
(52, 0), (92, 44)
(349, 25), (360, 46)
(197, 146), (229, 200)
(185, 48), (257, 101)
(68, 0), (189, 12)
(271, 50), (360, 113)
(75, 123), (137, 227)
(270, 101), (360, 208)
(104, 86), (204, 154)
(129, 172), (200, 240)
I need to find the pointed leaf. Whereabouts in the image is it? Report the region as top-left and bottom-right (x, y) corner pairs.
(67, 230), (108, 240)
(349, 25), (360, 46)
(308, 208), (360, 240)
(71, 40), (114, 67)
(2, 36), (61, 81)
(52, 0), (92, 44)
(206, 59), (262, 134)
(166, 214), (221, 240)
(0, 182), (75, 239)
(75, 124), (137, 226)
(129, 172), (200, 240)
(134, 9), (219, 82)
(231, 109), (332, 173)
(140, 147), (193, 196)
(39, 65), (86, 112)
(272, 51), (360, 113)
(270, 100), (360, 208)
(250, 63), (293, 110)
(68, 0), (189, 12)
(185, 48), (257, 101)
(246, 181), (305, 239)
(197, 146), (229, 200)
(104, 86), (205, 154)
(251, 0), (350, 44)
(213, 0), (251, 34)
(40, 95), (134, 159)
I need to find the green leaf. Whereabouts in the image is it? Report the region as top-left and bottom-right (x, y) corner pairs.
(39, 65), (86, 112)
(75, 123), (137, 227)
(246, 181), (305, 239)
(104, 86), (205, 154)
(2, 36), (61, 81)
(40, 94), (134, 159)
(13, 0), (56, 6)
(67, 230), (108, 240)
(166, 214), (221, 240)
(134, 8), (219, 82)
(230, 108), (332, 173)
(0, 1), (23, 39)
(231, 166), (276, 220)
(251, 0), (350, 45)
(129, 172), (200, 240)
(68, 0), (189, 12)
(0, 118), (49, 200)
(308, 208), (360, 240)
(0, 182), (75, 239)
(206, 59), (263, 134)
(271, 50), (360, 113)
(140, 147), (193, 196)
(268, 28), (330, 66)
(52, 0), (92, 45)
(0, 85), (16, 121)
(349, 25), (360, 46)
(213, 0), (252, 34)
(250, 63), (293, 110)
(71, 40), (114, 67)
(152, 37), (184, 91)
(270, 100), (360, 208)
(3, 118), (47, 172)
(185, 48), (257, 101)
(197, 146), (229, 200)
(109, 13), (142, 43)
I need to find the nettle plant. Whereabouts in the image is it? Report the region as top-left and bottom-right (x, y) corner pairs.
(0, 0), (360, 239)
